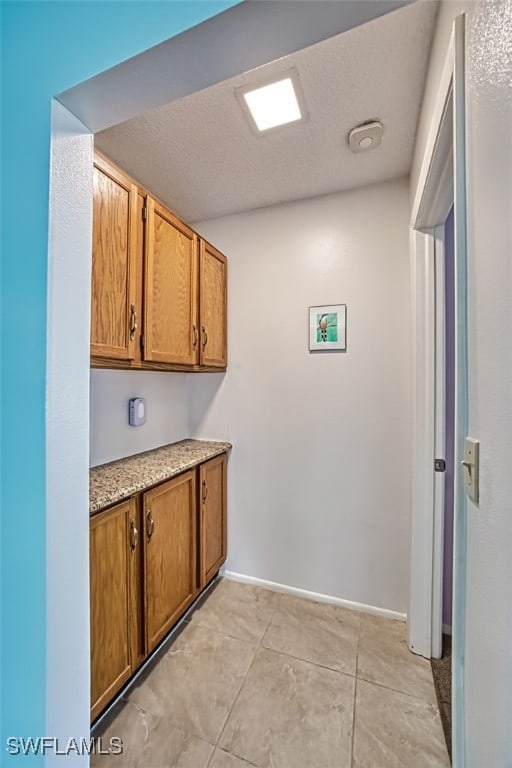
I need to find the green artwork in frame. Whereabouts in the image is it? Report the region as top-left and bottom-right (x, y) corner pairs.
(309, 304), (346, 351)
(316, 312), (338, 343)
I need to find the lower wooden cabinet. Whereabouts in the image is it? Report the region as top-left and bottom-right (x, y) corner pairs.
(143, 471), (197, 652)
(90, 454), (227, 721)
(199, 454), (227, 589)
(90, 498), (138, 721)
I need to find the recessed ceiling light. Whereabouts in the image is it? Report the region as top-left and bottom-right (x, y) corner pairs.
(236, 69), (307, 135)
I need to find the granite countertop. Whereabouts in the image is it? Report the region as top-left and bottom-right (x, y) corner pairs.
(90, 439), (231, 514)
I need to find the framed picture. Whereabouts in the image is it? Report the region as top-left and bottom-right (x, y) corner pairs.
(309, 304), (347, 352)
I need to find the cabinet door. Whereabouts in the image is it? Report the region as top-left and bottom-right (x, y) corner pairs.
(91, 155), (138, 361)
(199, 454), (227, 589)
(144, 198), (199, 366)
(90, 499), (137, 720)
(199, 240), (227, 368)
(143, 471), (197, 652)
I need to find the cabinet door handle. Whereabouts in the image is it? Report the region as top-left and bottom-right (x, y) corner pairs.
(129, 518), (138, 552)
(192, 324), (199, 349)
(201, 326), (208, 349)
(146, 510), (155, 541)
(129, 304), (138, 341)
(202, 479), (209, 504)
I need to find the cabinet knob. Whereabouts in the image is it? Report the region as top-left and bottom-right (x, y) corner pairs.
(201, 326), (208, 350)
(202, 479), (209, 504)
(129, 304), (138, 341)
(146, 509), (155, 541)
(129, 518), (138, 552)
(192, 324), (199, 349)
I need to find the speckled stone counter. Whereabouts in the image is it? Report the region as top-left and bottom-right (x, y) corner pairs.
(90, 439), (231, 514)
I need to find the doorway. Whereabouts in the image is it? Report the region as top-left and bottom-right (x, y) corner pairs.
(46, 0), (419, 750)
(442, 205), (455, 638)
(408, 14), (468, 766)
(430, 205), (455, 757)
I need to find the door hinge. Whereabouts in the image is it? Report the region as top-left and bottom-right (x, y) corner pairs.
(434, 458), (446, 472)
(142, 206), (148, 221)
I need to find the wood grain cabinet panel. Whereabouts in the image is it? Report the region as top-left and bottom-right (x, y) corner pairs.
(91, 155), (138, 361)
(144, 198), (199, 366)
(90, 499), (138, 721)
(128, 499), (145, 670)
(143, 470), (197, 652)
(90, 453), (228, 721)
(199, 454), (227, 589)
(90, 153), (227, 372)
(199, 240), (228, 368)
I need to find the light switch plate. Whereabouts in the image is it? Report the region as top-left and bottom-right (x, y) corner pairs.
(463, 436), (479, 503)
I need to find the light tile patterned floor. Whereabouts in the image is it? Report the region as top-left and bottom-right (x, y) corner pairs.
(92, 578), (450, 767)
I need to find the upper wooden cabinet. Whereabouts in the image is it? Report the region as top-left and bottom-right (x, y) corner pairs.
(200, 240), (228, 368)
(144, 199), (199, 366)
(91, 155), (138, 361)
(90, 152), (227, 372)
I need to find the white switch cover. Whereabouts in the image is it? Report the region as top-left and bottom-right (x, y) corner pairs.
(129, 397), (147, 427)
(463, 437), (479, 503)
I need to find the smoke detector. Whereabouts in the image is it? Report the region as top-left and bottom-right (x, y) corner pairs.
(348, 121), (383, 153)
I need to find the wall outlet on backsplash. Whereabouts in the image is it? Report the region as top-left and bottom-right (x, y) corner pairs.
(128, 397), (147, 427)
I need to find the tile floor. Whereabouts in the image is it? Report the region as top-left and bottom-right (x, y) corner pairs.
(92, 579), (450, 767)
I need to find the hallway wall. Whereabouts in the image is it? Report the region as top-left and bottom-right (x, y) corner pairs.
(464, 2), (512, 764)
(189, 178), (411, 614)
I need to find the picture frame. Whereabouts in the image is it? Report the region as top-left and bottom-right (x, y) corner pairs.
(309, 304), (347, 352)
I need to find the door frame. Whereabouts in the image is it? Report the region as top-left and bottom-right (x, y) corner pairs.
(408, 22), (455, 661)
(408, 14), (467, 764)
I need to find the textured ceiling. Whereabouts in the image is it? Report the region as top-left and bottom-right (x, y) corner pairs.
(95, 1), (438, 223)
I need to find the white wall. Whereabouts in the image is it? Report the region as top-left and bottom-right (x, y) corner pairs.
(464, 2), (512, 765)
(189, 178), (410, 614)
(409, 1), (511, 763)
(47, 100), (91, 764)
(90, 369), (188, 466)
(410, 0), (475, 202)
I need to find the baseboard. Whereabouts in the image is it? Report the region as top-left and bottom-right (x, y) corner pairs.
(221, 569), (407, 622)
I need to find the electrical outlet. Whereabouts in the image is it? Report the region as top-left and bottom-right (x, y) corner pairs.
(129, 397), (146, 427)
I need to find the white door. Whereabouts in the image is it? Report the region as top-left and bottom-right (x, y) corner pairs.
(432, 224), (447, 661)
(408, 216), (452, 663)
(408, 28), (460, 664)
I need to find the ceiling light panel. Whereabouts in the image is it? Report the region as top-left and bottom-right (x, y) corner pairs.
(244, 79), (300, 131)
(237, 68), (307, 135)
